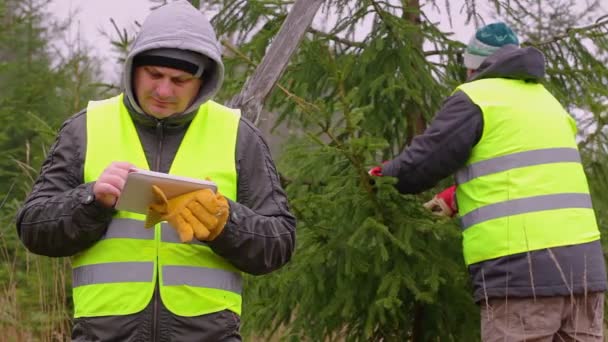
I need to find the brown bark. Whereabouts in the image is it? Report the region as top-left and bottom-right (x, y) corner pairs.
(402, 0), (427, 144)
(227, 0), (324, 124)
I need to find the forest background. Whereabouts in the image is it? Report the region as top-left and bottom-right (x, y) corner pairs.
(1, 0), (607, 341)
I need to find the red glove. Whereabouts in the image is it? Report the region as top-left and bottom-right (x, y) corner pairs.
(368, 161), (389, 177)
(368, 166), (383, 176)
(423, 185), (457, 217)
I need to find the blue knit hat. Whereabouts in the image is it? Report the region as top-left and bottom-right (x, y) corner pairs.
(463, 22), (519, 69)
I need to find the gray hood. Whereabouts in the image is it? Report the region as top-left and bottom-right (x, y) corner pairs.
(470, 44), (545, 82)
(123, 0), (224, 116)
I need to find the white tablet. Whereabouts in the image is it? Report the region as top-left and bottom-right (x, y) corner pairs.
(115, 169), (218, 214)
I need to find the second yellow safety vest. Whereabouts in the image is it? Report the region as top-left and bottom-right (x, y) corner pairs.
(454, 78), (599, 266)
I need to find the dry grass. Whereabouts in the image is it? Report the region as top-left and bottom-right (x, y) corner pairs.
(0, 236), (71, 342)
(481, 246), (605, 339)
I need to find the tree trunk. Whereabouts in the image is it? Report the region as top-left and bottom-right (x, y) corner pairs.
(403, 2), (431, 335)
(402, 0), (427, 144)
(227, 0), (324, 123)
(411, 301), (425, 341)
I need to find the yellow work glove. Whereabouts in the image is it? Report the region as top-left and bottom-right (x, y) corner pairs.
(145, 185), (230, 242)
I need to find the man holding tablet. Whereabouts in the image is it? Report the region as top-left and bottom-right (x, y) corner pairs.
(16, 1), (296, 340)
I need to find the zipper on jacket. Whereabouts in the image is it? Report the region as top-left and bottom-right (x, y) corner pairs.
(152, 120), (164, 342)
(152, 282), (160, 342)
(154, 120), (164, 172)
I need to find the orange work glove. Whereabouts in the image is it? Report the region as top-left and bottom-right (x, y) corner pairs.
(145, 185), (230, 242)
(423, 185), (457, 217)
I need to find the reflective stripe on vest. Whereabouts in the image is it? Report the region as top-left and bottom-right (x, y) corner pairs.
(455, 147), (581, 184)
(75, 94), (242, 318)
(99, 218), (207, 246)
(454, 78), (600, 266)
(73, 263), (242, 294)
(459, 193), (593, 228)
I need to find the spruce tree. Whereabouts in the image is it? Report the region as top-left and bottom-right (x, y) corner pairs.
(204, 1), (608, 340)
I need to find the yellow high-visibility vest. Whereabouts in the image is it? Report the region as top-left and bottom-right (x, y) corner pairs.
(455, 78), (599, 266)
(74, 94), (241, 317)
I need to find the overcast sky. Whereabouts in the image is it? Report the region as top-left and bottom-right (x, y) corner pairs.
(44, 0), (537, 82)
(48, 0), (151, 82)
(45, 0), (607, 80)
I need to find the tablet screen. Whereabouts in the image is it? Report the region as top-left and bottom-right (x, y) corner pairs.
(115, 169), (218, 214)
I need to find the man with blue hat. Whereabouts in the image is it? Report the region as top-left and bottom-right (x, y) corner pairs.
(370, 22), (606, 340)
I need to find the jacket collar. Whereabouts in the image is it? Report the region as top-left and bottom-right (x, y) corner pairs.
(122, 95), (197, 129)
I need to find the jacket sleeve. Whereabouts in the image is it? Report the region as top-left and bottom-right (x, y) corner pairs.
(208, 118), (296, 275)
(15, 111), (115, 257)
(381, 91), (484, 194)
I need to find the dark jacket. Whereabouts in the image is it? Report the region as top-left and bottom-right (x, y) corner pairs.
(381, 45), (607, 302)
(16, 102), (296, 341)
(16, 1), (295, 341)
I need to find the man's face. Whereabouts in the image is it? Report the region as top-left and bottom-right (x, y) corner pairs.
(133, 65), (202, 118)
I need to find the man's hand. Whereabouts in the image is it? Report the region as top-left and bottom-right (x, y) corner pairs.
(93, 162), (135, 208)
(145, 186), (230, 242)
(368, 166), (383, 177)
(423, 185), (457, 217)
(368, 161), (389, 177)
